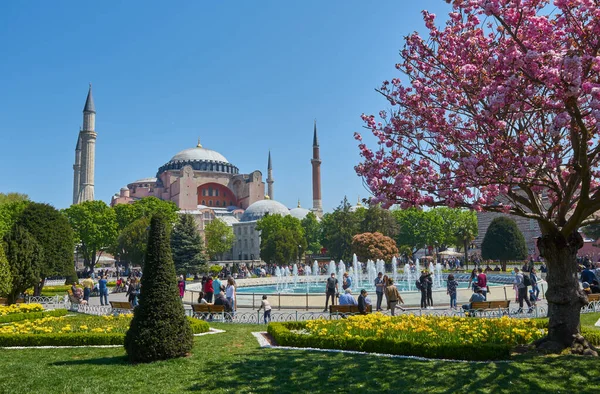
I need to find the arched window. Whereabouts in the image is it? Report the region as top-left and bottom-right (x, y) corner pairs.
(208, 187), (213, 196)
(216, 200), (220, 206)
(216, 189), (219, 197)
(209, 201), (213, 206)
(202, 200), (205, 205)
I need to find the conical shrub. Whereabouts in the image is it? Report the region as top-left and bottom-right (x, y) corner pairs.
(124, 214), (193, 363)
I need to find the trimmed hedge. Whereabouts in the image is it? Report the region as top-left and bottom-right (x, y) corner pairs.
(0, 316), (209, 347)
(0, 309), (68, 324)
(582, 329), (600, 346)
(267, 322), (512, 361)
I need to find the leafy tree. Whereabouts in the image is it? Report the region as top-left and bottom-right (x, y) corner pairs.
(0, 192), (28, 205)
(301, 212), (322, 254)
(3, 225), (43, 304)
(16, 203), (75, 292)
(63, 201), (118, 272)
(171, 214), (207, 275)
(114, 197), (179, 231)
(256, 214), (307, 264)
(0, 200), (29, 238)
(481, 217), (527, 271)
(355, 1), (600, 350)
(204, 218), (235, 260)
(124, 214), (193, 363)
(321, 197), (362, 262)
(454, 210), (478, 267)
(351, 232), (399, 263)
(582, 223), (600, 242)
(361, 203), (399, 238)
(116, 217), (150, 269)
(393, 209), (443, 255)
(0, 244), (12, 297)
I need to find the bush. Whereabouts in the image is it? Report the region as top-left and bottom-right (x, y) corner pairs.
(0, 309), (67, 324)
(268, 321), (512, 361)
(0, 333), (125, 347)
(209, 265), (222, 276)
(125, 214), (193, 363)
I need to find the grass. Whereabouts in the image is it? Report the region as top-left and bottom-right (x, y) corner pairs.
(0, 316), (598, 393)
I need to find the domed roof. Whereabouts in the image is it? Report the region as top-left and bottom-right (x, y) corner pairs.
(170, 146), (229, 164)
(240, 199), (290, 222)
(289, 207), (311, 220)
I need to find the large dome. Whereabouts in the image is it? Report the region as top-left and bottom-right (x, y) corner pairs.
(289, 207), (312, 220)
(240, 199), (290, 222)
(170, 147), (229, 164)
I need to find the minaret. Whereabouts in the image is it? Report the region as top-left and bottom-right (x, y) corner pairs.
(77, 83), (97, 203)
(311, 120), (323, 217)
(267, 150), (274, 200)
(72, 135), (82, 204)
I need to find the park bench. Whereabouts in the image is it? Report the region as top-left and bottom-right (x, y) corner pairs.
(0, 298), (25, 305)
(587, 294), (600, 303)
(192, 304), (227, 321)
(329, 304), (372, 316)
(467, 300), (510, 317)
(110, 301), (133, 314)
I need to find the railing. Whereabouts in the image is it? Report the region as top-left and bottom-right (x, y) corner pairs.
(25, 295), (69, 309)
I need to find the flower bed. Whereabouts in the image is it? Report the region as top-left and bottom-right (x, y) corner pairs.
(0, 314), (209, 346)
(268, 314), (547, 361)
(0, 309), (68, 324)
(0, 304), (44, 317)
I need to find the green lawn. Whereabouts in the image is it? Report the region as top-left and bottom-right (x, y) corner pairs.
(0, 317), (599, 393)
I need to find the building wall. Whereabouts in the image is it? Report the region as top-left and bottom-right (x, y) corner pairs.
(232, 221), (260, 261)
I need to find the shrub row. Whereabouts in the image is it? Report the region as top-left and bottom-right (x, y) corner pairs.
(582, 329), (600, 346)
(267, 322), (512, 361)
(0, 316), (209, 347)
(0, 309), (68, 324)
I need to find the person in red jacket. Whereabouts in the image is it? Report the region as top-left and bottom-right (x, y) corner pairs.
(203, 276), (214, 303)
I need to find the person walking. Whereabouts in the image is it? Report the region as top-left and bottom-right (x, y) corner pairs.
(203, 276), (214, 303)
(418, 271), (428, 309)
(382, 275), (390, 309)
(324, 273), (339, 311)
(514, 268), (532, 313)
(425, 271), (433, 307)
(127, 277), (140, 307)
(530, 268), (540, 300)
(82, 276), (94, 303)
(257, 295), (272, 324)
(476, 268), (488, 300)
(446, 273), (458, 309)
(98, 275), (108, 306)
(374, 272), (385, 311)
(385, 279), (405, 316)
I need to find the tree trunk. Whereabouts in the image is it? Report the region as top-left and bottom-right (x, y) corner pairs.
(536, 230), (588, 352)
(33, 279), (45, 296)
(463, 239), (469, 270)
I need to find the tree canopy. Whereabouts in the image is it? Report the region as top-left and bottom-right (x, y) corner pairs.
(204, 218), (235, 260)
(301, 212), (322, 254)
(351, 232), (399, 263)
(2, 225), (43, 303)
(115, 217), (150, 269)
(63, 201), (118, 271)
(113, 197), (179, 231)
(0, 200), (29, 238)
(256, 214), (306, 265)
(321, 197), (362, 262)
(171, 214), (207, 274)
(0, 244), (12, 297)
(481, 217), (527, 264)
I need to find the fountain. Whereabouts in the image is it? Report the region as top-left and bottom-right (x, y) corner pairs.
(328, 260), (336, 276)
(391, 256), (398, 285)
(367, 260), (377, 287)
(376, 260), (385, 277)
(305, 263), (311, 293)
(434, 262), (443, 289)
(352, 254), (361, 289)
(337, 260), (346, 286)
(284, 266), (291, 290)
(404, 263), (413, 291)
(292, 263), (299, 287)
(415, 258), (421, 277)
(275, 266), (282, 292)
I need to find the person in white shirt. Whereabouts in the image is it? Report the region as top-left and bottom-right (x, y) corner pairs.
(226, 277), (236, 314)
(257, 295), (272, 324)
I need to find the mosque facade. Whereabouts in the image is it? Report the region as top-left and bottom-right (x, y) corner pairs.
(74, 86), (324, 262)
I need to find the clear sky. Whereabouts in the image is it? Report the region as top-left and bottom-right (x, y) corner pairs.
(0, 0), (451, 212)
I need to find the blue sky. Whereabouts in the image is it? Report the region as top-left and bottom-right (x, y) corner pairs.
(0, 0), (450, 212)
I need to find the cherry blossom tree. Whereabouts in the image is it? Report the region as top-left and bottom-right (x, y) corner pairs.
(356, 0), (600, 352)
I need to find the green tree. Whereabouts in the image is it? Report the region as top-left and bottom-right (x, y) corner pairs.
(204, 218), (235, 260)
(582, 224), (600, 242)
(361, 203), (399, 238)
(16, 203), (75, 292)
(3, 225), (43, 304)
(0, 244), (12, 297)
(63, 201), (118, 272)
(0, 192), (28, 205)
(256, 214), (306, 264)
(454, 210), (478, 267)
(124, 214), (193, 363)
(114, 197), (179, 231)
(321, 197), (362, 262)
(116, 217), (150, 269)
(301, 212), (322, 254)
(481, 217), (527, 270)
(0, 200), (29, 238)
(171, 214), (207, 275)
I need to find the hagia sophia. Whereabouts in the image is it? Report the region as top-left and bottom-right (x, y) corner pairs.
(72, 85), (323, 261)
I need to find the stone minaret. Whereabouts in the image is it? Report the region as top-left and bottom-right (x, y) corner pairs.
(311, 120), (323, 217)
(76, 84), (97, 203)
(72, 135), (82, 204)
(267, 150), (274, 199)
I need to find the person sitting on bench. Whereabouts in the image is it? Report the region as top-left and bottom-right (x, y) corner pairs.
(462, 286), (486, 311)
(339, 288), (357, 306)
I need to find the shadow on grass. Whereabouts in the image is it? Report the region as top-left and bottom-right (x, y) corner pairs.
(51, 355), (129, 366)
(186, 348), (599, 393)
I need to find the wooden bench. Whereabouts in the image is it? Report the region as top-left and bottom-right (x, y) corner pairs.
(587, 294), (600, 302)
(0, 298), (25, 305)
(110, 301), (133, 314)
(192, 304), (227, 321)
(468, 300), (510, 316)
(329, 304), (372, 315)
